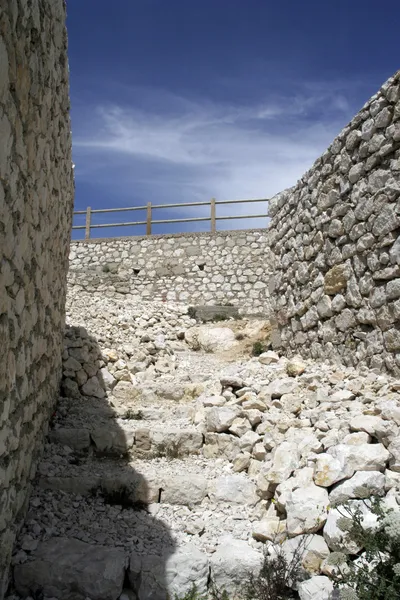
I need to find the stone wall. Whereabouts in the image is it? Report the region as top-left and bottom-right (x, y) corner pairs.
(68, 230), (271, 315)
(269, 71), (400, 376)
(0, 1), (73, 594)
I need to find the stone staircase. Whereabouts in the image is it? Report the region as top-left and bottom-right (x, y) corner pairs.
(9, 298), (399, 600)
(7, 323), (265, 600)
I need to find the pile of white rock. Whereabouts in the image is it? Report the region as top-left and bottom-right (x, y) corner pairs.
(191, 349), (400, 598)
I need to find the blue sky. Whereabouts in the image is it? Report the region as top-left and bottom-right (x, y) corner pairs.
(67, 0), (399, 238)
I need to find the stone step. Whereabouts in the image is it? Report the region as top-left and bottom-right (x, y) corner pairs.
(48, 418), (250, 462)
(36, 455), (259, 508)
(13, 535), (263, 600)
(48, 423), (206, 459)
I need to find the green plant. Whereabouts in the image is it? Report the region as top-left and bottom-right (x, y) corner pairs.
(188, 306), (196, 319)
(252, 341), (269, 356)
(174, 585), (207, 600)
(154, 440), (182, 459)
(243, 543), (306, 600)
(213, 313), (229, 322)
(328, 494), (400, 599)
(123, 409), (144, 420)
(174, 583), (229, 600)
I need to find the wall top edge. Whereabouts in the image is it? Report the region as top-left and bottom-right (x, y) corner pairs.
(70, 228), (269, 245)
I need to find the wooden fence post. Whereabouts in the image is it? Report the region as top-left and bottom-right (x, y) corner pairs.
(85, 206), (91, 240)
(210, 198), (216, 233)
(146, 202), (152, 235)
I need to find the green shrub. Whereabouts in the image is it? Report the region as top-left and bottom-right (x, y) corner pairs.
(123, 408), (144, 420)
(188, 306), (197, 320)
(154, 440), (182, 459)
(252, 341), (269, 356)
(244, 542), (307, 600)
(213, 313), (229, 322)
(328, 494), (400, 599)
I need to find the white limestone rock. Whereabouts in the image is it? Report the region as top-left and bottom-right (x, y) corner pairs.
(214, 474), (258, 506)
(314, 453), (344, 487)
(129, 545), (209, 600)
(298, 576), (334, 600)
(349, 415), (387, 437)
(388, 438), (400, 472)
(210, 537), (263, 596)
(232, 452), (251, 473)
(323, 501), (379, 553)
(266, 441), (300, 484)
(258, 351), (280, 365)
(252, 517), (287, 543)
(100, 367), (117, 391)
(239, 430), (261, 452)
(327, 443), (390, 480)
(81, 375), (106, 399)
(206, 406), (241, 433)
(286, 358), (306, 377)
(329, 470), (385, 505)
(286, 484), (329, 535)
(185, 326), (237, 352)
(162, 475), (208, 505)
(267, 378), (298, 398)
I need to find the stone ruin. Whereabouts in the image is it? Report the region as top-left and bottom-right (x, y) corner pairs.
(1, 1), (400, 599)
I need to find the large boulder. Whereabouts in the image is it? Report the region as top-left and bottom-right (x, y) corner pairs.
(327, 443), (390, 481)
(185, 326), (237, 352)
(129, 544), (209, 600)
(314, 454), (343, 487)
(329, 470), (386, 505)
(213, 474), (258, 505)
(265, 442), (300, 484)
(210, 537), (263, 596)
(286, 485), (329, 535)
(206, 406), (242, 433)
(161, 475), (208, 505)
(150, 428), (203, 455)
(203, 432), (241, 461)
(14, 538), (125, 600)
(81, 375), (106, 398)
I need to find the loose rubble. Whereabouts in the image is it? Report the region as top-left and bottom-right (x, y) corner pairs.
(6, 291), (400, 600)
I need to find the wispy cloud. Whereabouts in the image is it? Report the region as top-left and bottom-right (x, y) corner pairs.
(72, 84), (355, 219)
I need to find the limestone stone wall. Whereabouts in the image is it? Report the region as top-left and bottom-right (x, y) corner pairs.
(269, 71), (400, 376)
(0, 1), (73, 593)
(68, 230), (271, 315)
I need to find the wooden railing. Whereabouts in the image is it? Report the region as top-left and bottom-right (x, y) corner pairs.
(72, 198), (269, 239)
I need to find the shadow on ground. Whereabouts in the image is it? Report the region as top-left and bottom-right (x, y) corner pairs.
(9, 325), (178, 600)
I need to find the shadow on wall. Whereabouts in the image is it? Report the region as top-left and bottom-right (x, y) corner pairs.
(10, 325), (180, 600)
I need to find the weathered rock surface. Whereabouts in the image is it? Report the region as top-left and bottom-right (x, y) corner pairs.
(297, 575), (334, 600)
(185, 326), (238, 352)
(129, 545), (209, 600)
(210, 538), (263, 595)
(14, 538), (125, 600)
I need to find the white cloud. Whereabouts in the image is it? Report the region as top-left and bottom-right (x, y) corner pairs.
(73, 86), (354, 222)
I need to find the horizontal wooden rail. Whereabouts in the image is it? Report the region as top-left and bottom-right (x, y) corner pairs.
(72, 197), (269, 239)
